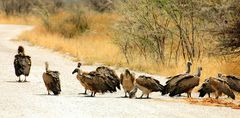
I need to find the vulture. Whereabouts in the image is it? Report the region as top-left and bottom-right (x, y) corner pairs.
(96, 66), (121, 91)
(72, 64), (119, 97)
(218, 74), (240, 93)
(169, 67), (202, 98)
(198, 77), (235, 99)
(129, 75), (164, 99)
(72, 62), (89, 94)
(75, 70), (117, 97)
(162, 61), (192, 95)
(13, 46), (31, 82)
(120, 69), (135, 97)
(42, 62), (61, 95)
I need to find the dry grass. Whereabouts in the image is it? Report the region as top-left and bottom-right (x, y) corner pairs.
(0, 12), (38, 25)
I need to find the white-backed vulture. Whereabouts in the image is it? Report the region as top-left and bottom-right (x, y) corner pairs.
(42, 62), (61, 95)
(96, 66), (121, 91)
(169, 67), (202, 98)
(129, 75), (164, 99)
(162, 61), (192, 95)
(13, 46), (31, 82)
(218, 74), (240, 92)
(198, 77), (235, 99)
(72, 62), (89, 94)
(120, 69), (135, 97)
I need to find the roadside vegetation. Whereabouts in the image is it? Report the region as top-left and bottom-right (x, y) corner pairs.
(0, 0), (240, 88)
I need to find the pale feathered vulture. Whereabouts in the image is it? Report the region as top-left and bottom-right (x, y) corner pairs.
(162, 61), (192, 95)
(218, 74), (240, 93)
(129, 75), (164, 99)
(96, 66), (121, 91)
(42, 62), (61, 95)
(72, 62), (89, 94)
(198, 77), (235, 99)
(120, 69), (135, 97)
(169, 67), (202, 98)
(13, 46), (31, 82)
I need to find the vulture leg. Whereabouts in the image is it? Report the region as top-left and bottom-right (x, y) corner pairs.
(90, 92), (93, 97)
(18, 77), (21, 82)
(24, 76), (27, 82)
(139, 93), (144, 99)
(124, 92), (127, 98)
(84, 89), (87, 94)
(47, 90), (50, 95)
(93, 92), (96, 97)
(146, 94), (149, 99)
(208, 93), (211, 98)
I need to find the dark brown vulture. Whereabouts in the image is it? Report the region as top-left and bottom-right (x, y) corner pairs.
(42, 62), (61, 95)
(162, 61), (192, 95)
(218, 74), (240, 93)
(77, 71), (117, 97)
(120, 69), (135, 97)
(96, 66), (121, 91)
(169, 67), (202, 98)
(129, 75), (164, 99)
(13, 46), (31, 82)
(198, 77), (235, 99)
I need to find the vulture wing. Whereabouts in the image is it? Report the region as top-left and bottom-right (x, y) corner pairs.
(46, 71), (61, 94)
(13, 55), (31, 77)
(163, 74), (189, 95)
(217, 79), (235, 99)
(225, 75), (240, 92)
(136, 76), (162, 92)
(169, 75), (199, 97)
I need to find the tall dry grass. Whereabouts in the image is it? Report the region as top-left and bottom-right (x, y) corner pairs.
(0, 12), (38, 24)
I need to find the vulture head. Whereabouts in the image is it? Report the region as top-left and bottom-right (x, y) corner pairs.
(72, 68), (80, 74)
(18, 45), (25, 55)
(72, 62), (82, 74)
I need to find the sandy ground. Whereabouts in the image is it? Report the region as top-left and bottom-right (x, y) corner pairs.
(0, 24), (239, 118)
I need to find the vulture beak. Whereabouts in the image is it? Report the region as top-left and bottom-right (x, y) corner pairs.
(72, 68), (79, 74)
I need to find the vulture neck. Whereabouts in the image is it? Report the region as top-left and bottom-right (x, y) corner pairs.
(196, 68), (202, 77)
(45, 63), (49, 72)
(185, 64), (191, 74)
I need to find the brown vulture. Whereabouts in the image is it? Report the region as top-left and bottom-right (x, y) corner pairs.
(120, 69), (135, 97)
(72, 63), (89, 94)
(162, 61), (192, 95)
(218, 74), (240, 93)
(96, 66), (121, 91)
(129, 75), (164, 99)
(13, 46), (31, 82)
(42, 62), (61, 95)
(75, 71), (118, 97)
(169, 67), (202, 98)
(198, 77), (235, 99)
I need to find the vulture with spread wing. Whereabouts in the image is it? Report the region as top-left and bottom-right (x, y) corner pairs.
(169, 67), (202, 98)
(162, 61), (192, 95)
(129, 75), (164, 99)
(42, 62), (61, 95)
(198, 77), (235, 99)
(13, 46), (31, 82)
(218, 74), (240, 93)
(120, 69), (135, 97)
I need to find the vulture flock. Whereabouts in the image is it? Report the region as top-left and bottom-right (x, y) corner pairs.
(13, 46), (240, 101)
